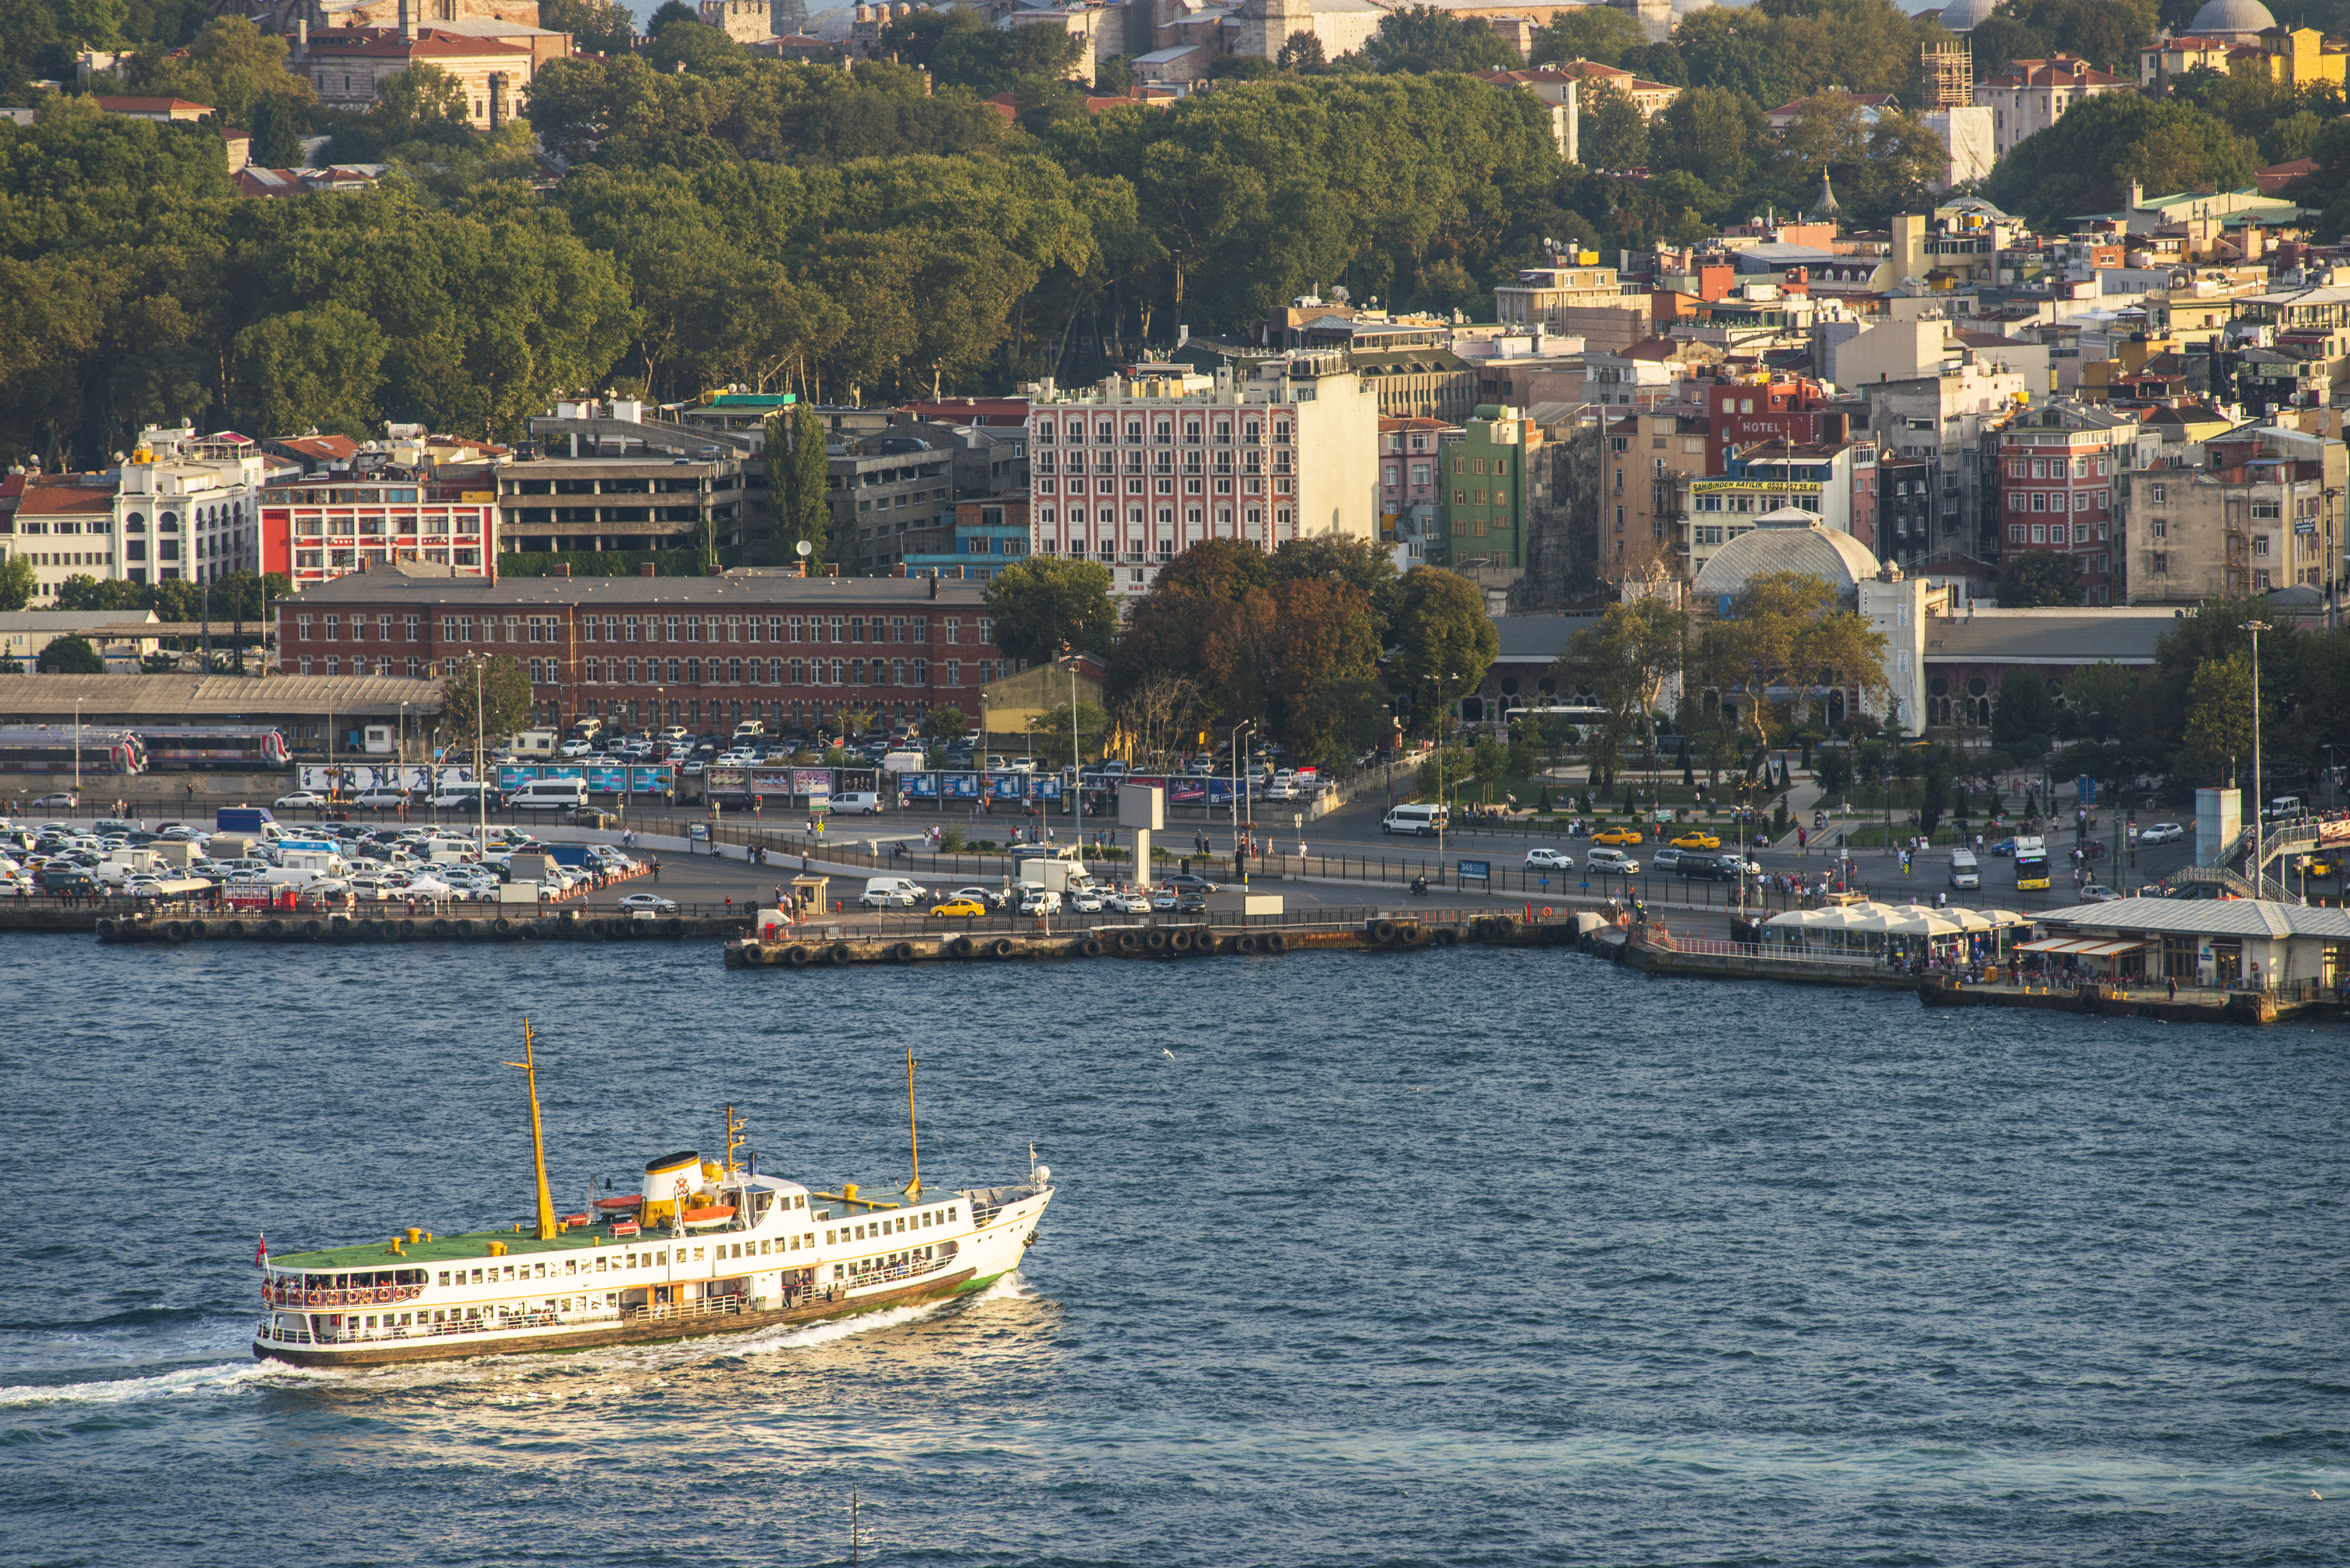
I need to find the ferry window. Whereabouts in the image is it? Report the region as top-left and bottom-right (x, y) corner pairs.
(471, 1269), (483, 1284)
(788, 1236), (799, 1250)
(535, 1263), (546, 1278)
(565, 1260), (575, 1275)
(438, 1271), (450, 1286)
(854, 1225), (865, 1240)
(595, 1257), (605, 1272)
(795, 1195), (805, 1208)
(694, 1247), (705, 1262)
(656, 1251), (667, 1265)
(826, 1230), (835, 1244)
(948, 1206), (958, 1221)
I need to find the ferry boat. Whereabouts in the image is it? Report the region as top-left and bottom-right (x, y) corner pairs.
(252, 1025), (1053, 1368)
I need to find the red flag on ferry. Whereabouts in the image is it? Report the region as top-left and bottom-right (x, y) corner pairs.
(255, 1233), (268, 1267)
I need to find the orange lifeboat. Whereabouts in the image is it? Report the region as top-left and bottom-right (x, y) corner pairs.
(681, 1204), (736, 1228)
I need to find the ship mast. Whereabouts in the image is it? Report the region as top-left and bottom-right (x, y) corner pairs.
(902, 1045), (922, 1199)
(504, 1019), (558, 1241)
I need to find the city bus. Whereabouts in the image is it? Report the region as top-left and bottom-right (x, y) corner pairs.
(2013, 834), (2050, 891)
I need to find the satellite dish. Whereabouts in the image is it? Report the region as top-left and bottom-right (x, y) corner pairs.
(796, 540), (813, 557)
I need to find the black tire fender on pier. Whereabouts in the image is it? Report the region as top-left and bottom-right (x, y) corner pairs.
(1116, 930), (1142, 955)
(302, 919), (324, 939)
(1078, 937), (1103, 958)
(95, 916), (117, 939)
(987, 936), (1014, 958)
(826, 941), (853, 965)
(1168, 929), (1193, 954)
(431, 918), (450, 937)
(1144, 929), (1170, 954)
(1265, 931), (1287, 954)
(784, 944), (811, 967)
(224, 921), (246, 940)
(663, 918), (685, 938)
(162, 921), (187, 943)
(1371, 918), (1398, 944)
(265, 919), (285, 938)
(888, 941), (916, 963)
(949, 934), (975, 958)
(1235, 933), (1259, 956)
(493, 917), (512, 936)
(1435, 926), (1459, 947)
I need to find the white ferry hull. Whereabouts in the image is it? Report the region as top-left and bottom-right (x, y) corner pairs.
(254, 1187), (1048, 1370)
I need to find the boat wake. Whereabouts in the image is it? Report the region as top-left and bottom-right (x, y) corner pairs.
(0, 1357), (332, 1411)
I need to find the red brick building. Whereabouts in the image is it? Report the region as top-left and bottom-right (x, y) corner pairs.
(277, 561), (1009, 734)
(1997, 426), (2119, 604)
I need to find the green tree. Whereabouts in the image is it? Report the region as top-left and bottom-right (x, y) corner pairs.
(1391, 565), (1499, 725)
(368, 60), (473, 143)
(1560, 595), (1682, 760)
(234, 304), (388, 438)
(539, 0), (639, 56)
(1579, 81), (1649, 171)
(1650, 85), (1769, 191)
(2182, 650), (2258, 784)
(765, 399), (832, 568)
(982, 554), (1118, 666)
(2066, 660), (2138, 741)
(247, 93), (302, 168)
(1918, 749), (1951, 837)
(1027, 700), (1110, 768)
(646, 0), (697, 32)
(1998, 548), (2084, 607)
(1991, 671), (2058, 758)
(1695, 570), (1887, 747)
(1528, 4), (1647, 66)
(922, 706), (971, 743)
(1982, 91), (2258, 230)
(1364, 5), (1521, 73)
(0, 554), (34, 611)
(438, 654), (534, 770)
(35, 633), (105, 673)
(1276, 31), (1326, 72)
(125, 18), (316, 127)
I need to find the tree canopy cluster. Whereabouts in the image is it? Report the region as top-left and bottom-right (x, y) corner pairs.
(980, 543), (1498, 770)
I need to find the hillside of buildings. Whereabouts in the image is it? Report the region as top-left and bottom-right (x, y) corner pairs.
(4, 0), (2350, 802)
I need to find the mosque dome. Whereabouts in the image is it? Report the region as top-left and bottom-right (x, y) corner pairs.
(1934, 0), (1997, 33)
(2188, 0), (2277, 32)
(1692, 510), (1883, 604)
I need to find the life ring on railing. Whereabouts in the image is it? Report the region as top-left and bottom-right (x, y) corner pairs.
(1542, 907), (1553, 919)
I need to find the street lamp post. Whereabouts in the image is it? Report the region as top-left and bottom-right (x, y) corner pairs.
(472, 656), (488, 856)
(1230, 719), (1255, 886)
(2242, 618), (2270, 886)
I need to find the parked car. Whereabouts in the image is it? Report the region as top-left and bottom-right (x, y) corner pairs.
(1524, 848), (1574, 870)
(1161, 872), (1218, 895)
(1017, 887), (1063, 916)
(352, 788), (409, 809)
(1106, 890), (1154, 914)
(30, 792), (77, 810)
(946, 885), (1009, 910)
(617, 893), (679, 915)
(274, 791), (323, 810)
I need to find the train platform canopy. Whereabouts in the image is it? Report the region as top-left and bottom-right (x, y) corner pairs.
(0, 674), (442, 727)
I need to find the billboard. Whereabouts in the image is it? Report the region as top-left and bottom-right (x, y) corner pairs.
(300, 764), (474, 793)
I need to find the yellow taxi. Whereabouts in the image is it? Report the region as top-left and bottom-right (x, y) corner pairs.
(1670, 830), (1723, 851)
(1591, 826), (1643, 847)
(928, 898), (987, 918)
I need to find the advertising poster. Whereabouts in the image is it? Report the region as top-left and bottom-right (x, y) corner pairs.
(629, 766), (673, 795)
(586, 764), (627, 795)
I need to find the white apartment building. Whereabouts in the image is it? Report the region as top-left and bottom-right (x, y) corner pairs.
(1973, 54), (2129, 161)
(0, 428), (266, 602)
(1024, 356), (1380, 597)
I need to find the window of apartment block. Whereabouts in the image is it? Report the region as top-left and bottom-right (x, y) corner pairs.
(789, 616), (805, 642)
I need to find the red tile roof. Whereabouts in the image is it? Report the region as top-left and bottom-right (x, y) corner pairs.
(303, 26), (531, 58)
(94, 95), (212, 115)
(17, 480), (118, 516)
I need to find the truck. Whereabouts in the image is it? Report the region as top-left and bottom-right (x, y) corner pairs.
(279, 847), (349, 879)
(1017, 850), (1098, 897)
(215, 806), (279, 837)
(543, 843), (593, 869)
(511, 729), (558, 758)
(96, 847), (164, 886)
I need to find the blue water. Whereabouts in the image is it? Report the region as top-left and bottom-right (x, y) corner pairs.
(3, 940), (2347, 1566)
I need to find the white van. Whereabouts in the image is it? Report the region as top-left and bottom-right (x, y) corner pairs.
(733, 719), (767, 740)
(1948, 849), (1981, 890)
(1381, 803), (1448, 836)
(832, 791), (883, 815)
(857, 876), (923, 909)
(512, 777), (589, 807)
(1586, 846), (1640, 874)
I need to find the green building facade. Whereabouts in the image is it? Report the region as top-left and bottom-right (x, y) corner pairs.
(1443, 404), (1541, 569)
